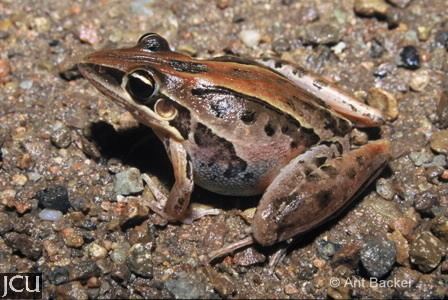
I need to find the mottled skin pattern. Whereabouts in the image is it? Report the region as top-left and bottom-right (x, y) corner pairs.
(78, 33), (391, 246)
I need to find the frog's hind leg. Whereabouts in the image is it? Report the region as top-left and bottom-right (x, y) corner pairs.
(256, 58), (385, 127)
(252, 140), (391, 247)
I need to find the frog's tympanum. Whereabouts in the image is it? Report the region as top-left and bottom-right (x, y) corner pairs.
(78, 33), (390, 257)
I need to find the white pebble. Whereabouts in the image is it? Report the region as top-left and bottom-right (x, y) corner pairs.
(239, 29), (261, 48)
(39, 209), (63, 221)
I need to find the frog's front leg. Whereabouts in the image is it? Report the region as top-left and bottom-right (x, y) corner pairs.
(144, 137), (194, 222)
(252, 139), (390, 246)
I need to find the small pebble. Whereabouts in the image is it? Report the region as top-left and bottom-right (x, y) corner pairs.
(126, 243), (153, 278)
(303, 23), (342, 45)
(165, 272), (212, 299)
(417, 26), (431, 41)
(88, 243), (108, 259)
(370, 39), (385, 58)
(114, 168), (144, 196)
(435, 30), (448, 49)
(39, 208), (63, 221)
(414, 191), (439, 217)
(4, 232), (42, 260)
(233, 247), (266, 266)
(272, 38), (290, 53)
(36, 185), (71, 213)
(386, 0), (412, 8)
(409, 231), (444, 272)
(12, 173), (28, 186)
(110, 243), (130, 265)
(78, 24), (99, 45)
(437, 91), (448, 128)
(51, 125), (72, 148)
(316, 239), (341, 259)
(0, 59), (11, 83)
(387, 230), (409, 265)
(409, 150), (433, 166)
(350, 129), (369, 145)
(354, 0), (390, 18)
(59, 65), (82, 81)
(238, 29), (261, 48)
(431, 216), (448, 243)
(409, 70), (429, 92)
(367, 88), (398, 121)
(430, 129), (448, 154)
(376, 178), (395, 200)
(0, 212), (13, 234)
(19, 80), (33, 90)
(61, 227), (84, 248)
(360, 238), (396, 278)
(48, 266), (70, 285)
(399, 46), (421, 70)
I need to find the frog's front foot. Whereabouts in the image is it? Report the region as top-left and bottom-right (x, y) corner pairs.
(142, 173), (220, 224)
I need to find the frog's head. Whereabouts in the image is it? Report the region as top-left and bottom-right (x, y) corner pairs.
(78, 33), (197, 140)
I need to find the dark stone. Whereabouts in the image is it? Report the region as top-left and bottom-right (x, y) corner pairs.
(4, 232), (42, 260)
(399, 46), (420, 70)
(69, 197), (90, 213)
(48, 266), (70, 285)
(36, 185), (71, 213)
(360, 238), (396, 278)
(414, 191), (439, 217)
(0, 212), (13, 235)
(435, 30), (448, 49)
(370, 39), (384, 58)
(60, 65), (83, 81)
(51, 125), (72, 148)
(70, 260), (101, 281)
(127, 243), (153, 278)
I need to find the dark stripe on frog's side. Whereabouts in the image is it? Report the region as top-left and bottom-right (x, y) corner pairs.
(193, 123), (248, 179)
(191, 86), (320, 148)
(168, 60), (208, 73)
(167, 100), (192, 139)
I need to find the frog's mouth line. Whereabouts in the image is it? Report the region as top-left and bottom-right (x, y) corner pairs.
(78, 64), (124, 91)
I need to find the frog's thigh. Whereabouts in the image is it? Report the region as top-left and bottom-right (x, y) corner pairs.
(252, 140), (390, 246)
(157, 138), (194, 221)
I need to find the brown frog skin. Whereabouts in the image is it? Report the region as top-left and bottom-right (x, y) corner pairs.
(78, 33), (390, 251)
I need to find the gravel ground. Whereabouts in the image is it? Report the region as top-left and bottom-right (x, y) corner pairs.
(0, 0), (447, 299)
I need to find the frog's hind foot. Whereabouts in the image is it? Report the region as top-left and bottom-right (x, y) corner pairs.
(207, 236), (255, 264)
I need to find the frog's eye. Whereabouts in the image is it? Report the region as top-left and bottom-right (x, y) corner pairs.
(154, 98), (177, 120)
(138, 33), (170, 52)
(125, 70), (156, 104)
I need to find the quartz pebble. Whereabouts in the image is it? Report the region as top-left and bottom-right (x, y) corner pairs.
(114, 168), (144, 196)
(238, 29), (261, 48)
(409, 70), (429, 92)
(367, 88), (398, 121)
(39, 208), (63, 221)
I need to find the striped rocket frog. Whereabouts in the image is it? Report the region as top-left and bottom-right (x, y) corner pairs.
(78, 33), (390, 256)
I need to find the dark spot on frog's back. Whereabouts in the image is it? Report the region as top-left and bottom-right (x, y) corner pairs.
(264, 122), (276, 136)
(168, 60), (208, 73)
(316, 190), (332, 208)
(240, 110), (256, 124)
